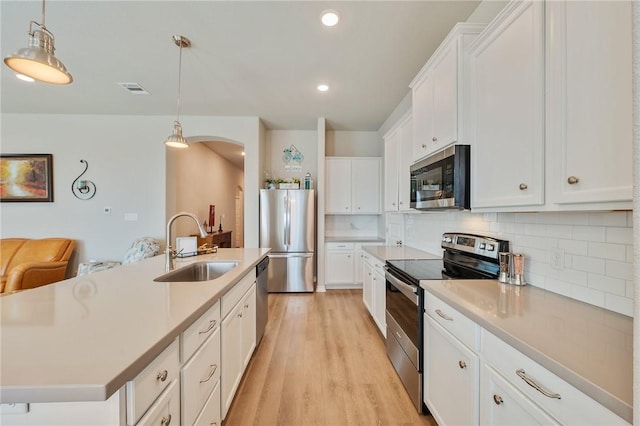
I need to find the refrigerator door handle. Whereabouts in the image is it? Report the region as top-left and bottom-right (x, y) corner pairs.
(284, 192), (291, 246)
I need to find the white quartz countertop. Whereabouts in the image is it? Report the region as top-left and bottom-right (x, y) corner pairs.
(0, 248), (270, 404)
(420, 279), (633, 423)
(325, 236), (386, 243)
(361, 245), (441, 261)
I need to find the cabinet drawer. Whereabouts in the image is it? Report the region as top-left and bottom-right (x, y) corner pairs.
(136, 378), (179, 426)
(222, 270), (255, 318)
(482, 329), (628, 425)
(181, 300), (220, 363)
(126, 338), (180, 425)
(424, 292), (478, 351)
(326, 242), (354, 250)
(181, 327), (221, 426)
(194, 380), (221, 426)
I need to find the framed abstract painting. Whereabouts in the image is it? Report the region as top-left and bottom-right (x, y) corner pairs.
(0, 154), (54, 202)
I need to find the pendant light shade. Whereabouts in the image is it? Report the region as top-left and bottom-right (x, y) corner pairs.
(164, 35), (191, 149)
(3, 1), (73, 85)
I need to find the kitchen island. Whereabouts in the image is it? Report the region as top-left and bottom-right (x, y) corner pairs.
(0, 248), (269, 424)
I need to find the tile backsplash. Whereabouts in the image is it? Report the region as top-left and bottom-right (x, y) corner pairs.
(389, 210), (633, 317)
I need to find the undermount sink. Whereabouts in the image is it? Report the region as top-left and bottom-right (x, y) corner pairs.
(154, 261), (239, 282)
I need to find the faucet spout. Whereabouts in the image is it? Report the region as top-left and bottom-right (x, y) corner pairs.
(165, 211), (208, 271)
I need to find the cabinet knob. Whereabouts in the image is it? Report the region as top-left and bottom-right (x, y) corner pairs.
(244, 303), (249, 308)
(399, 201), (403, 205)
(345, 206), (349, 210)
(156, 370), (168, 382)
(432, 136), (438, 142)
(392, 202), (396, 206)
(161, 414), (172, 426)
(421, 144), (427, 148)
(458, 360), (467, 369)
(567, 176), (579, 185)
(493, 394), (504, 405)
(519, 183), (528, 190)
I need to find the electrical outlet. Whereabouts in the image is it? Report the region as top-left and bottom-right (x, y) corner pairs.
(550, 248), (564, 270)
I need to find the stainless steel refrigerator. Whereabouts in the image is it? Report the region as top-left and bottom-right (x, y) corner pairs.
(259, 189), (315, 292)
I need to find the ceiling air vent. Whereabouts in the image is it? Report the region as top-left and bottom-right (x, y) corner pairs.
(118, 82), (150, 95)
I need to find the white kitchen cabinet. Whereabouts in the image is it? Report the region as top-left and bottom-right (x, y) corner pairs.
(325, 242), (355, 288)
(135, 379), (180, 426)
(383, 113), (413, 212)
(481, 363), (559, 425)
(546, 0), (632, 208)
(325, 157), (381, 215)
(221, 274), (257, 420)
(468, 0), (545, 209)
(361, 252), (386, 337)
(424, 313), (479, 426)
(410, 23), (484, 162)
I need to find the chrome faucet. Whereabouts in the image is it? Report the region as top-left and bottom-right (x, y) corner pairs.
(165, 211), (208, 271)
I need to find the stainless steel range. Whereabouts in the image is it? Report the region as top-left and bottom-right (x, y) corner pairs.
(384, 233), (510, 413)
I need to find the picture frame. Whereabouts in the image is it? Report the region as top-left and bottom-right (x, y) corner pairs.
(0, 154), (54, 202)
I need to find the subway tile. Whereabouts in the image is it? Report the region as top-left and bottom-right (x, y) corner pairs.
(545, 224), (572, 239)
(588, 211), (628, 227)
(557, 268), (588, 286)
(483, 213), (498, 222)
(513, 212), (539, 224)
(626, 246), (633, 263)
(570, 285), (605, 308)
(605, 227), (633, 245)
(572, 225), (606, 242)
(558, 239), (588, 256)
(505, 223), (525, 235)
(496, 212), (516, 223)
(538, 212), (588, 225)
(587, 273), (626, 296)
(545, 278), (572, 298)
(626, 281), (634, 298)
(587, 242), (627, 261)
(521, 248), (546, 264)
(517, 235), (552, 250)
(605, 260), (633, 281)
(604, 294), (633, 317)
(571, 255), (605, 275)
(524, 223), (546, 236)
(527, 272), (545, 289)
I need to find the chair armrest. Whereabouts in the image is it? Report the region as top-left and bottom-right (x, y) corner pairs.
(4, 261), (70, 293)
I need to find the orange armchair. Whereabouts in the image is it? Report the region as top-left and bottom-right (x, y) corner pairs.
(1, 238), (75, 294)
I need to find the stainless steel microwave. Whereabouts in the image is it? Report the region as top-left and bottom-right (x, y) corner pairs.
(410, 145), (470, 210)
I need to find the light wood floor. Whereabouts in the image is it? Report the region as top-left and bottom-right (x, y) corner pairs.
(224, 290), (437, 426)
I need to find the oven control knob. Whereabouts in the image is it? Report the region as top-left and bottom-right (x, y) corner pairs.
(479, 243), (486, 249)
(487, 244), (495, 252)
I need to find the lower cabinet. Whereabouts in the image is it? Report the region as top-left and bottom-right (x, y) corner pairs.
(135, 379), (180, 426)
(325, 243), (355, 288)
(361, 252), (386, 336)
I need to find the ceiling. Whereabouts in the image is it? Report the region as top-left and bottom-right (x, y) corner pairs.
(1, 1), (481, 131)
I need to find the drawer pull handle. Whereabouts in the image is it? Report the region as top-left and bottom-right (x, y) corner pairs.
(435, 309), (453, 321)
(432, 137), (438, 142)
(493, 394), (503, 405)
(156, 370), (168, 382)
(567, 176), (579, 185)
(200, 364), (218, 383)
(458, 360), (466, 369)
(199, 320), (217, 334)
(161, 414), (172, 426)
(516, 369), (561, 399)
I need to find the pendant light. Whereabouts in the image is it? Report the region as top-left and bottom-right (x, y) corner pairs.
(164, 35), (191, 149)
(3, 0), (73, 85)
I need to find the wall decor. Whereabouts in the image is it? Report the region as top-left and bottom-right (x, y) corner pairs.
(0, 154), (53, 202)
(71, 159), (96, 200)
(282, 144), (304, 164)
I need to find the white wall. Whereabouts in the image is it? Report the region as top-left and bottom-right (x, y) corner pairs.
(1, 113), (262, 272)
(173, 142), (243, 241)
(325, 130), (382, 157)
(388, 210), (634, 317)
(265, 130), (317, 185)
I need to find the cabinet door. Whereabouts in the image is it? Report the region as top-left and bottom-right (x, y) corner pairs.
(469, 0), (545, 208)
(371, 268), (386, 337)
(412, 71), (434, 161)
(362, 259), (373, 312)
(431, 41), (458, 151)
(221, 302), (243, 419)
(481, 364), (559, 426)
(398, 116), (413, 210)
(326, 158), (352, 213)
(325, 250), (354, 285)
(352, 159), (381, 214)
(424, 315), (478, 426)
(241, 285), (256, 369)
(547, 1), (632, 206)
(354, 246), (364, 284)
(384, 129), (400, 211)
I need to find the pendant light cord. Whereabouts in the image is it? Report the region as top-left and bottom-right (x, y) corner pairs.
(41, 0), (46, 27)
(176, 41), (183, 122)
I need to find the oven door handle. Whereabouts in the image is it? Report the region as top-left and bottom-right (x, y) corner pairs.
(384, 268), (419, 305)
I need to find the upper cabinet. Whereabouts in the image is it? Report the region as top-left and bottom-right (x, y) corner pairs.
(468, 0), (545, 209)
(410, 23), (485, 162)
(326, 157), (381, 215)
(468, 0), (632, 211)
(546, 0), (632, 208)
(383, 113), (413, 212)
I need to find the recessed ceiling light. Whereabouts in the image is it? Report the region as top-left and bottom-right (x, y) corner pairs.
(317, 84), (329, 92)
(321, 10), (340, 27)
(16, 73), (34, 82)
